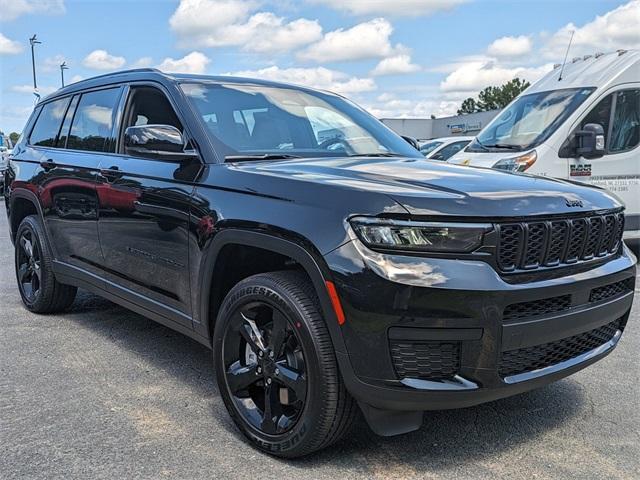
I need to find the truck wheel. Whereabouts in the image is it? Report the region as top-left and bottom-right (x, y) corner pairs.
(15, 215), (77, 313)
(213, 270), (356, 458)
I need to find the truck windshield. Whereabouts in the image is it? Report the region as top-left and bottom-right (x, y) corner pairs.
(180, 82), (422, 160)
(467, 87), (595, 152)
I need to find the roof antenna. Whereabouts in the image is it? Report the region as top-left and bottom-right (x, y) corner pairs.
(558, 30), (574, 81)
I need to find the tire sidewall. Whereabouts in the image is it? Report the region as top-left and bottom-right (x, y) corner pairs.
(213, 279), (329, 457)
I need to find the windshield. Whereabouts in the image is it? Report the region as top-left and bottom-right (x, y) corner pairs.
(181, 82), (422, 160)
(467, 87), (595, 152)
(419, 141), (443, 155)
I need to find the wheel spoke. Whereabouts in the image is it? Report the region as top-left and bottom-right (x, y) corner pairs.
(18, 263), (30, 283)
(32, 262), (42, 282)
(274, 363), (307, 401)
(268, 310), (288, 358)
(226, 361), (259, 394)
(239, 312), (266, 354)
(20, 235), (33, 258)
(260, 383), (279, 434)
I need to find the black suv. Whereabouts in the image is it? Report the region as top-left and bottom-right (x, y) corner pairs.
(4, 69), (636, 457)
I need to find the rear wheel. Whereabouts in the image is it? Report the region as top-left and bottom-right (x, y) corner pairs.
(15, 215), (77, 313)
(213, 270), (356, 458)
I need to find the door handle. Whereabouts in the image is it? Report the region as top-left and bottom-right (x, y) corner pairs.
(100, 166), (122, 181)
(40, 159), (56, 170)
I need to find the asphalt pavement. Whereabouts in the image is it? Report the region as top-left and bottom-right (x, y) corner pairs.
(1, 205), (638, 479)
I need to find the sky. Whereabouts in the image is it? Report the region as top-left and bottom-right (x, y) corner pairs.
(1, 0), (639, 133)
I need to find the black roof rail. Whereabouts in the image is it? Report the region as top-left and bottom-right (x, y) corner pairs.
(65, 68), (164, 86)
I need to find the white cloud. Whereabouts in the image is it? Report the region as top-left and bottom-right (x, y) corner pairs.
(169, 0), (321, 53)
(132, 56), (154, 68)
(371, 54), (420, 76)
(82, 49), (126, 70)
(69, 75), (84, 84)
(157, 51), (210, 74)
(0, 32), (22, 54)
(225, 66), (376, 94)
(440, 60), (552, 93)
(542, 0), (640, 59)
(364, 96), (460, 119)
(11, 84), (57, 96)
(309, 0), (467, 16)
(0, 0), (65, 21)
(487, 35), (532, 58)
(299, 18), (398, 63)
(42, 54), (67, 72)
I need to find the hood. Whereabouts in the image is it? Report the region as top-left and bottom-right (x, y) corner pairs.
(230, 156), (623, 219)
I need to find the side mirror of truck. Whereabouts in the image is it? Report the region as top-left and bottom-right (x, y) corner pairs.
(401, 135), (419, 150)
(575, 123), (605, 159)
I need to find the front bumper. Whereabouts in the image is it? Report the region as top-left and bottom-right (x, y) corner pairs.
(325, 240), (636, 413)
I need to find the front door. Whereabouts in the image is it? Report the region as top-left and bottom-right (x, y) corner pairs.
(567, 86), (640, 233)
(96, 85), (200, 328)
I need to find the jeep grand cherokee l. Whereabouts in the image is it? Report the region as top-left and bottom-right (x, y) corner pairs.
(4, 69), (636, 458)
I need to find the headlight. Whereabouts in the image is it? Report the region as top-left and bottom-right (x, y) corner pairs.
(492, 150), (537, 172)
(350, 217), (491, 253)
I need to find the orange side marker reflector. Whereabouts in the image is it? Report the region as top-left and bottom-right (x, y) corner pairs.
(325, 280), (346, 326)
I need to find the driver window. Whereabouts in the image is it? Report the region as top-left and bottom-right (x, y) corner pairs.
(124, 87), (183, 135)
(609, 89), (640, 153)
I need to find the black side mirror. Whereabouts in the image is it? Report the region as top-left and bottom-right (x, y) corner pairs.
(401, 135), (419, 150)
(124, 124), (198, 160)
(575, 123), (605, 159)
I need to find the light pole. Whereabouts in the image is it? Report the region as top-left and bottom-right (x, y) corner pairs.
(29, 34), (42, 101)
(60, 61), (68, 87)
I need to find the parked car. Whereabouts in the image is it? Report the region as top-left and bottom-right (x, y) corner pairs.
(419, 136), (473, 160)
(448, 50), (640, 253)
(5, 69), (636, 458)
(0, 144), (12, 195)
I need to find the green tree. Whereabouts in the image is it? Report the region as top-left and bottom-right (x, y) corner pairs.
(9, 132), (20, 145)
(457, 78), (530, 115)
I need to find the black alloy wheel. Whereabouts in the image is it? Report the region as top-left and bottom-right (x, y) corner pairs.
(14, 215), (77, 313)
(223, 301), (307, 435)
(214, 271), (356, 458)
(16, 228), (42, 303)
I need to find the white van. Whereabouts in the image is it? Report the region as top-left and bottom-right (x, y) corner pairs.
(448, 50), (639, 251)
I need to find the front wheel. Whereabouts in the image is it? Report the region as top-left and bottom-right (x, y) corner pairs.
(213, 270), (356, 458)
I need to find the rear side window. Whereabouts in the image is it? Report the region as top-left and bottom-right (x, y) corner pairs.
(67, 88), (121, 153)
(57, 95), (79, 148)
(29, 97), (70, 147)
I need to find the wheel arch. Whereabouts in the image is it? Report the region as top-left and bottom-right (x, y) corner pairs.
(8, 189), (47, 245)
(197, 229), (348, 355)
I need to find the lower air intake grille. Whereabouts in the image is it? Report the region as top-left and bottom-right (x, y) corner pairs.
(590, 279), (634, 303)
(499, 319), (622, 378)
(390, 341), (460, 380)
(503, 294), (572, 322)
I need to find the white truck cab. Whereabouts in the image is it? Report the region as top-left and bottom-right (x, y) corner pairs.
(449, 50), (640, 250)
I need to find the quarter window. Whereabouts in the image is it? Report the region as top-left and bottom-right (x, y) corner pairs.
(67, 88), (121, 153)
(29, 97), (70, 147)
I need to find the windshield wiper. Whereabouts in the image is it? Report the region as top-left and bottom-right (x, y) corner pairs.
(224, 154), (302, 162)
(347, 153), (407, 158)
(482, 144), (523, 151)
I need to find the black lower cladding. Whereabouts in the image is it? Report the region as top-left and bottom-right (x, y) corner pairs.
(498, 318), (624, 378)
(390, 341), (461, 380)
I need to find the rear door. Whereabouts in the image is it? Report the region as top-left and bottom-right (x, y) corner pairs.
(96, 84), (201, 328)
(567, 86), (640, 234)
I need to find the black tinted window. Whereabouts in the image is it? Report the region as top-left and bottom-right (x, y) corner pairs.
(581, 94), (612, 149)
(68, 88), (121, 152)
(29, 97), (70, 147)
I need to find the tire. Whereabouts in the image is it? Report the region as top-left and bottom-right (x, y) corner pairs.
(14, 215), (77, 313)
(213, 270), (356, 458)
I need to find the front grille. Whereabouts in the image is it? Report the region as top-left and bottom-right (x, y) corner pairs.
(496, 212), (624, 272)
(390, 341), (460, 380)
(590, 279), (634, 303)
(498, 319), (622, 377)
(503, 294), (572, 322)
